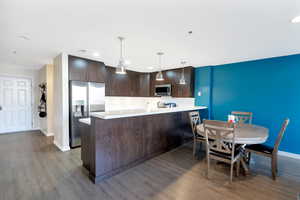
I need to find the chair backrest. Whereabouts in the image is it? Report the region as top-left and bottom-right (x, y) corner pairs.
(231, 111), (253, 124)
(273, 118), (290, 153)
(189, 111), (201, 137)
(204, 120), (235, 157)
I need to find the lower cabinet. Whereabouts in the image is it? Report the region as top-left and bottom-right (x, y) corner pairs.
(87, 111), (194, 183)
(80, 122), (91, 170)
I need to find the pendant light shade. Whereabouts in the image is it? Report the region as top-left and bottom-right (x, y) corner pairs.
(116, 36), (127, 74)
(179, 60), (187, 85)
(156, 71), (164, 81)
(156, 52), (164, 81)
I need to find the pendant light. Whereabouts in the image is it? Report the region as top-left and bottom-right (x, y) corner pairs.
(116, 36), (127, 74)
(156, 52), (164, 81)
(179, 60), (187, 85)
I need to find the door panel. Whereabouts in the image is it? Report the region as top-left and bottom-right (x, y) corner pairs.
(0, 76), (32, 133)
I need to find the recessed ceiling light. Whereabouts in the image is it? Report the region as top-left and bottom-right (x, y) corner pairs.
(291, 16), (300, 23)
(78, 49), (88, 53)
(18, 35), (30, 40)
(148, 66), (154, 70)
(92, 52), (100, 57)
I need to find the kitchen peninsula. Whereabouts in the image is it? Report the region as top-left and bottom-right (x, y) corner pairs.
(81, 106), (207, 183)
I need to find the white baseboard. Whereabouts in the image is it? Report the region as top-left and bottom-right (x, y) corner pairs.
(278, 151), (300, 160)
(53, 140), (70, 152)
(40, 129), (54, 137)
(0, 128), (40, 134)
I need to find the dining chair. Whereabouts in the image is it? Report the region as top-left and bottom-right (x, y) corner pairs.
(204, 120), (242, 182)
(245, 118), (290, 180)
(231, 111), (253, 124)
(189, 111), (205, 157)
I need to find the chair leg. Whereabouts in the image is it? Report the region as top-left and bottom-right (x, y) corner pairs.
(207, 154), (210, 179)
(197, 142), (203, 159)
(275, 156), (278, 173)
(193, 140), (196, 157)
(236, 160), (241, 177)
(230, 163), (234, 183)
(271, 157), (277, 180)
(247, 152), (251, 165)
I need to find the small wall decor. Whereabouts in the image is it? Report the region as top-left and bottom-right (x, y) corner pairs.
(38, 82), (47, 118)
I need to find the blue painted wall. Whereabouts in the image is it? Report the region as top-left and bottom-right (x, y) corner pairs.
(195, 54), (300, 154)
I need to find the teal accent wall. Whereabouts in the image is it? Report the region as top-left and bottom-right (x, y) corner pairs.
(194, 66), (213, 119)
(195, 54), (300, 154)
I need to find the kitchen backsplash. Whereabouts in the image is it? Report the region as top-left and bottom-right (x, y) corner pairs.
(105, 97), (195, 111)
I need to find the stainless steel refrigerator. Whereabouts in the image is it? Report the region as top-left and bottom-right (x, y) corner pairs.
(69, 81), (105, 148)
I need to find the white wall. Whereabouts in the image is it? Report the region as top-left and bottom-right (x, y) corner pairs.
(37, 66), (47, 134)
(53, 53), (70, 151)
(46, 64), (54, 136)
(0, 63), (40, 129)
(37, 64), (54, 136)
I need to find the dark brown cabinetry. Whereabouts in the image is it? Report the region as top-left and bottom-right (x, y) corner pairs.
(69, 55), (106, 83)
(69, 55), (194, 97)
(105, 67), (150, 97)
(150, 67), (194, 97)
(87, 111), (192, 183)
(138, 73), (150, 97)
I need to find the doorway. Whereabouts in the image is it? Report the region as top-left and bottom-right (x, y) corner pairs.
(0, 76), (32, 133)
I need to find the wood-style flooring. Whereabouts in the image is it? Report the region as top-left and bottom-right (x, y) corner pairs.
(0, 131), (299, 200)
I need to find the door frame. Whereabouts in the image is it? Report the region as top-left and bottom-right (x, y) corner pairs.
(0, 74), (34, 134)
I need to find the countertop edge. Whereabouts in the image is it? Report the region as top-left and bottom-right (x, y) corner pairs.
(91, 106), (207, 120)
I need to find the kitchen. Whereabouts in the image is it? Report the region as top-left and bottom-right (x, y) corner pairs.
(68, 53), (207, 182)
(2, 1), (300, 199)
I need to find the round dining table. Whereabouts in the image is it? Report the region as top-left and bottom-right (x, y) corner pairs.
(196, 123), (269, 145)
(196, 123), (269, 174)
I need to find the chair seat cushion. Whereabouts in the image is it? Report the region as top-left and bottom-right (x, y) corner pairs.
(245, 144), (273, 154)
(210, 147), (242, 160)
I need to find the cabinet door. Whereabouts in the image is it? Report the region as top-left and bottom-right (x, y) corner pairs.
(111, 71), (130, 96)
(105, 67), (147, 97)
(69, 56), (88, 81)
(87, 61), (106, 83)
(129, 72), (139, 96)
(138, 73), (150, 97)
(149, 73), (156, 97)
(181, 67), (194, 97)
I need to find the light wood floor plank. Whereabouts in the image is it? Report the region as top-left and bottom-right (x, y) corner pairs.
(0, 131), (299, 200)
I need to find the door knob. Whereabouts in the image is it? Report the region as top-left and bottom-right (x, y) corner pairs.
(0, 106), (2, 111)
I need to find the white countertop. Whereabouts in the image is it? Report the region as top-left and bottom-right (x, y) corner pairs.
(90, 106), (207, 119)
(79, 118), (91, 125)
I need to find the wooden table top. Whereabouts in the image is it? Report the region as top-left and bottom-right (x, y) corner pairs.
(197, 123), (269, 144)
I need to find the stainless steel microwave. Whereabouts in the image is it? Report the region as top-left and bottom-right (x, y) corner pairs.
(155, 84), (171, 96)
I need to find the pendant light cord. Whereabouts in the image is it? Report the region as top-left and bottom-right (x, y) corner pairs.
(159, 54), (161, 71)
(119, 37), (124, 60)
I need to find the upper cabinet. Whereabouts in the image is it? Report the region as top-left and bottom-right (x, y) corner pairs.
(69, 55), (106, 83)
(150, 67), (194, 98)
(105, 67), (150, 97)
(138, 73), (150, 97)
(68, 55), (194, 97)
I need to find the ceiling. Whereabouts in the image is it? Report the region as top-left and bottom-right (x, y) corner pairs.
(1, 0), (300, 72)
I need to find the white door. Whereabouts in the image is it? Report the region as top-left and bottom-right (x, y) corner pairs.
(0, 76), (32, 133)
